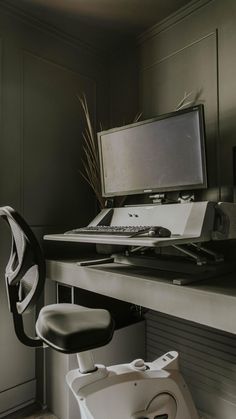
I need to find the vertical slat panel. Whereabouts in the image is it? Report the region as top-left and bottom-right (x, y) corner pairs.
(145, 310), (236, 418)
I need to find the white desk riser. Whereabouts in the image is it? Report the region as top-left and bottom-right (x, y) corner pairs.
(45, 201), (236, 336)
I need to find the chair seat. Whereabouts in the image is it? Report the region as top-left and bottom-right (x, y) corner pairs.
(36, 304), (114, 354)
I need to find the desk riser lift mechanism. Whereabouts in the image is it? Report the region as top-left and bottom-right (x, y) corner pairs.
(45, 201), (236, 284)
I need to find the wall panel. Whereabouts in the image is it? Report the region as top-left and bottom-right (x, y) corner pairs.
(139, 0), (236, 201)
(0, 3), (109, 415)
(0, 37), (2, 195)
(217, 1), (236, 196)
(0, 35), (35, 406)
(22, 51), (96, 228)
(140, 30), (219, 198)
(137, 1), (236, 417)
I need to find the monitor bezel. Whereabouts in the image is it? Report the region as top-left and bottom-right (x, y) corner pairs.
(97, 105), (207, 198)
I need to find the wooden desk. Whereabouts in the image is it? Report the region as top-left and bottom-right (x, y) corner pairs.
(46, 258), (236, 335)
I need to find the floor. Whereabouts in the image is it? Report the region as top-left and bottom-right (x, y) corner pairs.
(4, 404), (57, 419)
(15, 412), (56, 419)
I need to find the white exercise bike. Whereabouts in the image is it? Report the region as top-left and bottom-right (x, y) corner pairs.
(0, 206), (200, 419)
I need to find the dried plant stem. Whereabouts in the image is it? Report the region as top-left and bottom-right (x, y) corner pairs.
(79, 93), (142, 209)
(175, 91), (194, 111)
(78, 94), (105, 209)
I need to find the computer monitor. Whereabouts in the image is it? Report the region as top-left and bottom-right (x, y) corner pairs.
(97, 105), (207, 198)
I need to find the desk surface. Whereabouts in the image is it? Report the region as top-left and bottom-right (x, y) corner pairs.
(47, 258), (236, 335)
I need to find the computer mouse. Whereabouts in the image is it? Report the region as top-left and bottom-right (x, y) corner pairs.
(147, 226), (171, 237)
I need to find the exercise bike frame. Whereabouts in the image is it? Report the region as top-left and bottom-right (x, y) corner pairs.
(67, 350), (200, 419)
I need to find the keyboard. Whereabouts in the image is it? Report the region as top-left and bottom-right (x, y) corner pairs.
(65, 225), (171, 238)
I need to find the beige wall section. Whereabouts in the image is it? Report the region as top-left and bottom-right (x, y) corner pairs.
(0, 3), (109, 416)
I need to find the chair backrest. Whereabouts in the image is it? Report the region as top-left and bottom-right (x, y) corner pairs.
(0, 206), (45, 347)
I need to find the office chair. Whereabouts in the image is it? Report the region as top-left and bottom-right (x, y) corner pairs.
(0, 206), (200, 419)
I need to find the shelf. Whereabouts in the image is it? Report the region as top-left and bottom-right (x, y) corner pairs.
(46, 259), (236, 335)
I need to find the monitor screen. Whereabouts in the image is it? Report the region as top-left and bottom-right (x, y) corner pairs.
(97, 105), (207, 197)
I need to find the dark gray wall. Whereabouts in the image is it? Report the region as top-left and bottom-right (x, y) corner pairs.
(109, 0), (236, 417)
(0, 4), (109, 415)
(1, 0), (236, 416)
(139, 0), (236, 416)
(138, 0), (217, 202)
(110, 0), (236, 205)
(110, 45), (140, 128)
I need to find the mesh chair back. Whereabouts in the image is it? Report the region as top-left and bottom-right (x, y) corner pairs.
(0, 206), (45, 346)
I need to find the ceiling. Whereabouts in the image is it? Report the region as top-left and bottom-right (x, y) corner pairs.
(6, 0), (194, 51)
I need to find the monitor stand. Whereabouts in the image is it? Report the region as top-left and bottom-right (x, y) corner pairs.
(113, 244), (234, 286)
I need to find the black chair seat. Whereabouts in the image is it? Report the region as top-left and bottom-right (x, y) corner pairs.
(36, 304), (114, 354)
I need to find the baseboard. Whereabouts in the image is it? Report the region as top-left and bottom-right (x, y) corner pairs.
(199, 410), (214, 419)
(0, 380), (36, 417)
